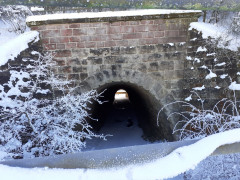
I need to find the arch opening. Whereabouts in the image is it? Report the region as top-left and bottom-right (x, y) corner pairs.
(83, 81), (174, 151)
(113, 89), (130, 110)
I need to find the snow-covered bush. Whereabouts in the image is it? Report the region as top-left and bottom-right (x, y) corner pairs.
(158, 91), (240, 140)
(231, 15), (240, 35)
(0, 51), (105, 159)
(0, 5), (32, 34)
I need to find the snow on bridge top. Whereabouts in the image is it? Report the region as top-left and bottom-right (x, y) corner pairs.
(26, 9), (202, 26)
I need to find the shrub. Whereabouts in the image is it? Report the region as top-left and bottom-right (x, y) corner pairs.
(0, 52), (105, 159)
(157, 91), (240, 140)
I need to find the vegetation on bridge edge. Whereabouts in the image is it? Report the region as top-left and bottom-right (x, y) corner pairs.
(0, 0), (240, 11)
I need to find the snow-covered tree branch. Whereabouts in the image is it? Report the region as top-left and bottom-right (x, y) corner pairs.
(0, 51), (105, 159)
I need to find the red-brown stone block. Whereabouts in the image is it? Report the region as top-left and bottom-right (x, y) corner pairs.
(60, 29), (73, 36)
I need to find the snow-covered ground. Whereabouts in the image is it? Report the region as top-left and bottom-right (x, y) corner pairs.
(0, 18), (38, 66)
(0, 30), (39, 66)
(0, 21), (18, 45)
(1, 129), (240, 180)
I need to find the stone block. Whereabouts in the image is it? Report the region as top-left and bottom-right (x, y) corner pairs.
(90, 48), (110, 56)
(140, 45), (156, 54)
(174, 60), (184, 70)
(68, 74), (80, 80)
(148, 53), (162, 61)
(95, 28), (107, 35)
(107, 26), (121, 34)
(128, 39), (140, 47)
(115, 40), (129, 47)
(123, 33), (142, 40)
(154, 31), (165, 38)
(81, 59), (88, 65)
(69, 36), (81, 43)
(137, 63), (147, 73)
(154, 19), (165, 25)
(58, 66), (72, 74)
(69, 24), (80, 28)
(158, 24), (167, 31)
(95, 72), (104, 81)
(67, 58), (81, 66)
(148, 62), (159, 72)
(53, 59), (66, 66)
(105, 41), (116, 47)
(88, 57), (103, 65)
(166, 37), (186, 43)
(50, 37), (69, 44)
(142, 32), (155, 39)
(129, 21), (139, 25)
(110, 22), (121, 26)
(73, 28), (87, 36)
(148, 72), (164, 80)
(163, 44), (177, 52)
(139, 38), (159, 45)
(164, 70), (182, 80)
(85, 42), (97, 48)
(55, 50), (72, 57)
(120, 47), (137, 54)
(41, 30), (60, 38)
(159, 61), (174, 70)
(87, 28), (97, 35)
(48, 24), (68, 30)
(65, 43), (77, 49)
(41, 38), (49, 44)
(165, 30), (179, 38)
(121, 26), (134, 33)
(110, 34), (123, 40)
(134, 25), (149, 32)
(110, 47), (121, 55)
(60, 29), (73, 36)
(102, 70), (110, 78)
(174, 70), (184, 79)
(104, 56), (126, 64)
(56, 44), (66, 50)
(77, 43), (85, 48)
(140, 20), (154, 25)
(72, 66), (87, 73)
(80, 73), (88, 80)
(96, 41), (105, 48)
(148, 24), (159, 31)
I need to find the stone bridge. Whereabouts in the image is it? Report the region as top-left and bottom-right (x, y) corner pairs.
(27, 9), (203, 141)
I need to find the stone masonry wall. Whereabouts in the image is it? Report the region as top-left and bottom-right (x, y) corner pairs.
(184, 29), (240, 109)
(30, 14), (200, 102)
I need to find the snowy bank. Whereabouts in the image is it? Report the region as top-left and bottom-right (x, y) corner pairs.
(189, 22), (240, 51)
(0, 31), (39, 66)
(1, 128), (240, 180)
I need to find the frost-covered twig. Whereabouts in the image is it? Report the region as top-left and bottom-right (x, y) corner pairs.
(0, 5), (32, 34)
(157, 91), (240, 140)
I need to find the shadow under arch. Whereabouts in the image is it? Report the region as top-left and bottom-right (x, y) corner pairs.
(75, 69), (176, 142)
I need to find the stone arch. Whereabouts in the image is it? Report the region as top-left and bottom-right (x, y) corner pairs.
(75, 68), (178, 141)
